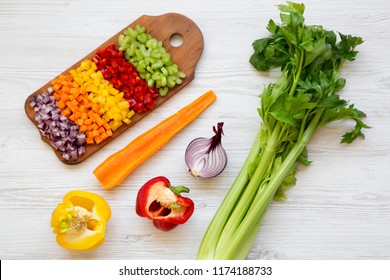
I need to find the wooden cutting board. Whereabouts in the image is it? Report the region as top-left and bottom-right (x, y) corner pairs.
(24, 13), (204, 164)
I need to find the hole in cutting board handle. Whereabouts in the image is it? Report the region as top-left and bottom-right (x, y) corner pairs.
(169, 33), (183, 47)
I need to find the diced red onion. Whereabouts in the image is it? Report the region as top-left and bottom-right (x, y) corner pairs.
(185, 122), (228, 178)
(29, 90), (86, 161)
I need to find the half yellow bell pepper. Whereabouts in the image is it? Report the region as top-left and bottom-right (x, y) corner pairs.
(51, 190), (111, 250)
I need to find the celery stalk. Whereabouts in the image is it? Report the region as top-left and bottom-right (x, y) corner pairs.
(196, 129), (263, 259)
(197, 2), (368, 260)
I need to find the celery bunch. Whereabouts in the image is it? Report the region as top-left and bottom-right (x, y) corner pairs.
(197, 2), (368, 260)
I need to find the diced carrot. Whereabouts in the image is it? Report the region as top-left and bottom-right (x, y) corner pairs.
(100, 131), (108, 140)
(73, 111), (81, 120)
(83, 119), (92, 125)
(86, 137), (94, 144)
(71, 99), (78, 107)
(96, 116), (104, 127)
(79, 125), (87, 133)
(81, 112), (88, 120)
(53, 92), (60, 100)
(52, 83), (62, 92)
(64, 74), (73, 82)
(86, 131), (94, 139)
(76, 95), (84, 103)
(103, 122), (111, 130)
(92, 103), (100, 113)
(60, 87), (70, 95)
(94, 135), (103, 144)
(61, 95), (69, 103)
(57, 100), (66, 109)
(62, 109), (71, 117)
(98, 126), (105, 134)
(75, 119), (84, 126)
(91, 123), (99, 131)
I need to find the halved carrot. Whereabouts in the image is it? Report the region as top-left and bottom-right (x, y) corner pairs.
(93, 90), (217, 189)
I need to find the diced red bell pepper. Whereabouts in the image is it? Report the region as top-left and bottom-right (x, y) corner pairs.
(93, 44), (159, 114)
(136, 176), (195, 231)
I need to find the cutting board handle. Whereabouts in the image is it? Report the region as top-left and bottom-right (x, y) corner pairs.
(133, 13), (204, 81)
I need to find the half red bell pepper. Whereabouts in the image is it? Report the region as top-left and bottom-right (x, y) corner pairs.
(136, 176), (195, 231)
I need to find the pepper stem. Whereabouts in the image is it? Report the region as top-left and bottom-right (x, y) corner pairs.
(169, 185), (190, 195)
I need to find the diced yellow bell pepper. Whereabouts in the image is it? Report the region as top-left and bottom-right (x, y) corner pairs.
(70, 59), (135, 132)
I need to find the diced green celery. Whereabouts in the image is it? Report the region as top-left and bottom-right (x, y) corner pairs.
(140, 44), (149, 57)
(167, 76), (176, 88)
(135, 24), (146, 34)
(118, 34), (125, 46)
(167, 65), (175, 75)
(161, 67), (168, 77)
(151, 72), (160, 80)
(146, 38), (158, 49)
(121, 43), (130, 50)
(124, 35), (132, 45)
(162, 53), (171, 64)
(126, 44), (135, 57)
(147, 79), (154, 88)
(136, 63), (146, 73)
(125, 48), (133, 58)
(178, 71), (186, 78)
(159, 87), (169, 96)
(151, 50), (162, 59)
(146, 66), (154, 74)
(128, 28), (138, 39)
(145, 56), (155, 66)
(119, 25), (185, 94)
(137, 34), (148, 44)
(152, 60), (163, 69)
(160, 76), (167, 87)
(135, 49), (144, 60)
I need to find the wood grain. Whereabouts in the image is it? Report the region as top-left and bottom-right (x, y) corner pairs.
(24, 13), (204, 164)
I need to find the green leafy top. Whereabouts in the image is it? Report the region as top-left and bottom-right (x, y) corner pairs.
(249, 1), (368, 200)
(250, 1), (367, 142)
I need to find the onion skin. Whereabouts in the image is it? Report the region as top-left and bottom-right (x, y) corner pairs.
(185, 122), (227, 178)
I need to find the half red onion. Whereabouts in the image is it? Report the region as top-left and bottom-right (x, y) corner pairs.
(185, 122), (227, 178)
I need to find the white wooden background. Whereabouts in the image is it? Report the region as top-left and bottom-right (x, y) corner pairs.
(0, 0), (389, 260)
